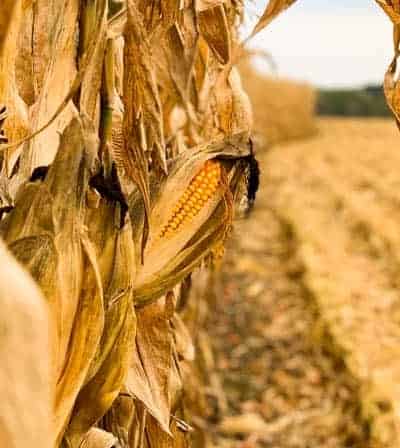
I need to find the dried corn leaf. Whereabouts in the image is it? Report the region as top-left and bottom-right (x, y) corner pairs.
(171, 313), (195, 362)
(162, 24), (193, 102)
(145, 416), (190, 448)
(126, 298), (173, 434)
(15, 0), (55, 105)
(31, 0), (53, 98)
(16, 0), (79, 178)
(0, 0), (30, 153)
(160, 0), (181, 30)
(378, 0), (400, 124)
(123, 0), (166, 248)
(65, 215), (136, 447)
(103, 392), (136, 446)
(79, 0), (108, 121)
(214, 67), (253, 136)
(0, 240), (51, 448)
(198, 5), (231, 65)
(0, 119), (105, 445)
(196, 0), (226, 12)
(384, 58), (400, 124)
(376, 0), (400, 24)
(251, 0), (297, 37)
(0, 0), (19, 56)
(124, 1), (166, 168)
(80, 428), (118, 448)
(15, 4), (35, 105)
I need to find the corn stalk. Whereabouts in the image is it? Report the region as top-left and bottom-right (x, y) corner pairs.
(0, 0), (261, 446)
(4, 0), (398, 447)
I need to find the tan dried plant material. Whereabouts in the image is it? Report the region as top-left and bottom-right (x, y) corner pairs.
(376, 0), (400, 124)
(121, 0), (167, 250)
(129, 134), (253, 303)
(196, 0), (226, 12)
(0, 0), (20, 56)
(198, 4), (231, 65)
(250, 0), (298, 38)
(1, 119), (133, 447)
(0, 0), (261, 445)
(214, 67), (253, 137)
(19, 0), (80, 172)
(80, 428), (118, 448)
(79, 0), (109, 121)
(0, 0), (30, 158)
(126, 298), (173, 434)
(376, 0), (400, 23)
(0, 120), (105, 446)
(0, 241), (51, 448)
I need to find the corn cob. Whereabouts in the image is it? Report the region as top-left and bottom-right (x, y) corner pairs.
(160, 160), (221, 238)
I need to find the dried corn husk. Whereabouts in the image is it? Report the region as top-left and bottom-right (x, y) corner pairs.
(0, 240), (51, 447)
(129, 134), (252, 303)
(1, 119), (134, 446)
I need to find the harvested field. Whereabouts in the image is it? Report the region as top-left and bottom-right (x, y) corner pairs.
(206, 118), (400, 447)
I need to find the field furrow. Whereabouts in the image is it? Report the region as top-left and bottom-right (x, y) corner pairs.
(265, 118), (400, 447)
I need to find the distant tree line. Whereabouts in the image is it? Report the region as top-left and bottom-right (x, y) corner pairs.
(317, 85), (391, 117)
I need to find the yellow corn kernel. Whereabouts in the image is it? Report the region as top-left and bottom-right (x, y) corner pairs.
(159, 160), (222, 239)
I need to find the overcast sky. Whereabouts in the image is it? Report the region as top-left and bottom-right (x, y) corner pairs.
(243, 0), (393, 88)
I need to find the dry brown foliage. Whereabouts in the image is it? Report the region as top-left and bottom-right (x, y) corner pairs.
(0, 0), (289, 446)
(3, 0), (400, 446)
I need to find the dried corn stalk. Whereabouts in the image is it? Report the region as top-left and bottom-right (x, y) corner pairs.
(0, 0), (296, 447)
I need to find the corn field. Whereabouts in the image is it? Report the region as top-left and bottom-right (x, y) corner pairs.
(1, 0), (400, 447)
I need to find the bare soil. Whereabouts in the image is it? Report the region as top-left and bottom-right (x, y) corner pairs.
(206, 118), (400, 447)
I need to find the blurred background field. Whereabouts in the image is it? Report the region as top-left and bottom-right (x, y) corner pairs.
(238, 58), (317, 145)
(203, 57), (400, 447)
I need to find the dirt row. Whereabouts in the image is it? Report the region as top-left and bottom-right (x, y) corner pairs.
(263, 119), (400, 447)
(203, 119), (400, 447)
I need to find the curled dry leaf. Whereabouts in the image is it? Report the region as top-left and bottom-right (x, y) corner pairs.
(375, 0), (400, 24)
(198, 4), (231, 65)
(64, 159), (137, 445)
(172, 313), (195, 362)
(384, 59), (400, 125)
(0, 119), (105, 445)
(126, 299), (173, 434)
(0, 0), (30, 159)
(80, 428), (118, 448)
(11, 0), (80, 183)
(0, 241), (51, 448)
(1, 118), (137, 447)
(79, 0), (109, 122)
(122, 0), (167, 253)
(377, 0), (400, 124)
(145, 415), (190, 448)
(214, 67), (253, 137)
(0, 0), (18, 56)
(196, 0), (226, 12)
(250, 0), (298, 38)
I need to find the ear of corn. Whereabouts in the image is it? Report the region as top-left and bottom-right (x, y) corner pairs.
(160, 160), (222, 239)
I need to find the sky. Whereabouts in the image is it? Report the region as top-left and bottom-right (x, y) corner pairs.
(243, 0), (393, 88)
